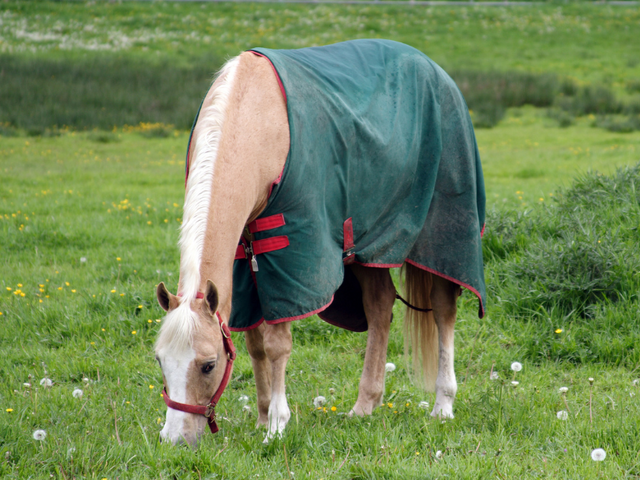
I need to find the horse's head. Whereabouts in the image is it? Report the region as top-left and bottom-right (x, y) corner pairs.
(154, 280), (234, 446)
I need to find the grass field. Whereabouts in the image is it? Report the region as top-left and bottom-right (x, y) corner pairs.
(2, 1), (640, 479)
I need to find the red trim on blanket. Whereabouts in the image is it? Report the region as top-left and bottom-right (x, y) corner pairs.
(405, 258), (485, 318)
(229, 317), (265, 333)
(265, 295), (335, 325)
(481, 223), (485, 238)
(249, 51), (287, 103)
(353, 261), (404, 268)
(249, 214), (285, 234)
(235, 244), (246, 260)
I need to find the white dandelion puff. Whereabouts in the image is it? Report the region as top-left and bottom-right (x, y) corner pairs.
(510, 362), (522, 372)
(329, 388), (336, 395)
(556, 410), (568, 420)
(435, 450), (443, 459)
(67, 447), (75, 455)
(238, 395), (249, 405)
(633, 379), (639, 386)
(313, 396), (326, 408)
(591, 448), (606, 461)
(83, 377), (89, 383)
(418, 401), (430, 409)
(559, 387), (569, 394)
(80, 257), (87, 263)
(385, 362), (396, 373)
(33, 429), (46, 441)
(40, 378), (52, 387)
(72, 388), (83, 399)
(490, 371), (499, 380)
(511, 381), (519, 386)
(23, 383), (31, 388)
(242, 405), (251, 413)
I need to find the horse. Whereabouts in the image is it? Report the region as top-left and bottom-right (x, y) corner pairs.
(154, 39), (486, 446)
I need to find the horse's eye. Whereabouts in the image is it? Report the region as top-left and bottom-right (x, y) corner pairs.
(201, 362), (215, 374)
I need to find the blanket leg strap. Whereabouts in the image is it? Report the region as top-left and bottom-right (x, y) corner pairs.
(395, 292), (433, 313)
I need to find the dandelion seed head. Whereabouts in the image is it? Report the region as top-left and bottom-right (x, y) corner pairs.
(83, 377), (89, 383)
(591, 448), (606, 461)
(238, 394), (249, 405)
(242, 405), (251, 413)
(72, 388), (83, 399)
(313, 396), (326, 408)
(33, 429), (46, 441)
(511, 362), (522, 372)
(328, 388), (336, 395)
(559, 387), (569, 394)
(40, 378), (52, 387)
(490, 371), (499, 380)
(80, 257), (87, 263)
(511, 381), (519, 386)
(385, 362), (396, 373)
(435, 450), (443, 459)
(556, 410), (568, 420)
(633, 379), (639, 386)
(23, 382), (31, 388)
(418, 401), (430, 409)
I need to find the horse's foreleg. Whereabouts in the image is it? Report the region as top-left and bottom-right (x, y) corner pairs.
(263, 321), (292, 441)
(430, 275), (459, 419)
(245, 323), (271, 426)
(349, 265), (396, 416)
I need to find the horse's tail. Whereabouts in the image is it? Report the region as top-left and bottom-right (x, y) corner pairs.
(402, 263), (438, 392)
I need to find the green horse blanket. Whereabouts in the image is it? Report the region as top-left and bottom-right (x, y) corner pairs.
(199, 40), (486, 331)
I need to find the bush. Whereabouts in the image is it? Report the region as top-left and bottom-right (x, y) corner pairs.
(594, 115), (640, 133)
(0, 54), (220, 130)
(485, 164), (640, 318)
(546, 108), (574, 128)
(452, 70), (562, 128)
(556, 84), (621, 116)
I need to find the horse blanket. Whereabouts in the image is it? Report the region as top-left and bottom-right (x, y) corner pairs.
(190, 40), (487, 332)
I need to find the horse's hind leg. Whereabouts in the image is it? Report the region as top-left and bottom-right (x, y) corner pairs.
(349, 264), (396, 416)
(262, 321), (292, 441)
(430, 274), (459, 418)
(245, 323), (271, 426)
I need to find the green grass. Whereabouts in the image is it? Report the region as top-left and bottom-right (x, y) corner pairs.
(1, 116), (640, 478)
(2, 1), (640, 477)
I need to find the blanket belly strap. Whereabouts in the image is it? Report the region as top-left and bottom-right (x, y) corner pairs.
(235, 236), (290, 260)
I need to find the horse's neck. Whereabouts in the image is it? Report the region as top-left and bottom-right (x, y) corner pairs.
(192, 52), (289, 317)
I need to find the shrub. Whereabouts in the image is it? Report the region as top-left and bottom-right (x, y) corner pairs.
(452, 70), (562, 128)
(594, 115), (640, 133)
(556, 84), (620, 116)
(485, 164), (640, 318)
(546, 108), (574, 128)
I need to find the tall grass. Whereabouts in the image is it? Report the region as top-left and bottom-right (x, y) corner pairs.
(3, 54), (638, 132)
(0, 55), (220, 131)
(483, 164), (640, 364)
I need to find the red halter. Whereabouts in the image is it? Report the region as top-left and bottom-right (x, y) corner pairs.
(161, 301), (237, 434)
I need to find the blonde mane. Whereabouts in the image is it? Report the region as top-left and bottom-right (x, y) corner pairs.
(156, 56), (240, 353)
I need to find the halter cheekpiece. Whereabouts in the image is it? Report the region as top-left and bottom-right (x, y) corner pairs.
(161, 300), (236, 434)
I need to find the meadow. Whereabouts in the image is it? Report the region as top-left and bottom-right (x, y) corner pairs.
(2, 1), (640, 479)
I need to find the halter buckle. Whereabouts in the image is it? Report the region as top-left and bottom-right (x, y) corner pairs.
(204, 403), (215, 418)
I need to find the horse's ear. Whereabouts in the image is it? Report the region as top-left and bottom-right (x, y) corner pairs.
(157, 282), (179, 312)
(202, 280), (219, 318)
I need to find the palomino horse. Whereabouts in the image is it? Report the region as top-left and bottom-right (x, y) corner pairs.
(154, 40), (485, 446)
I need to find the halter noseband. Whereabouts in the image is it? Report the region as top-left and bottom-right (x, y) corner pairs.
(161, 294), (236, 434)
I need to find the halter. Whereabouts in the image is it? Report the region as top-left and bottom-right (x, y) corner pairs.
(161, 295), (237, 434)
